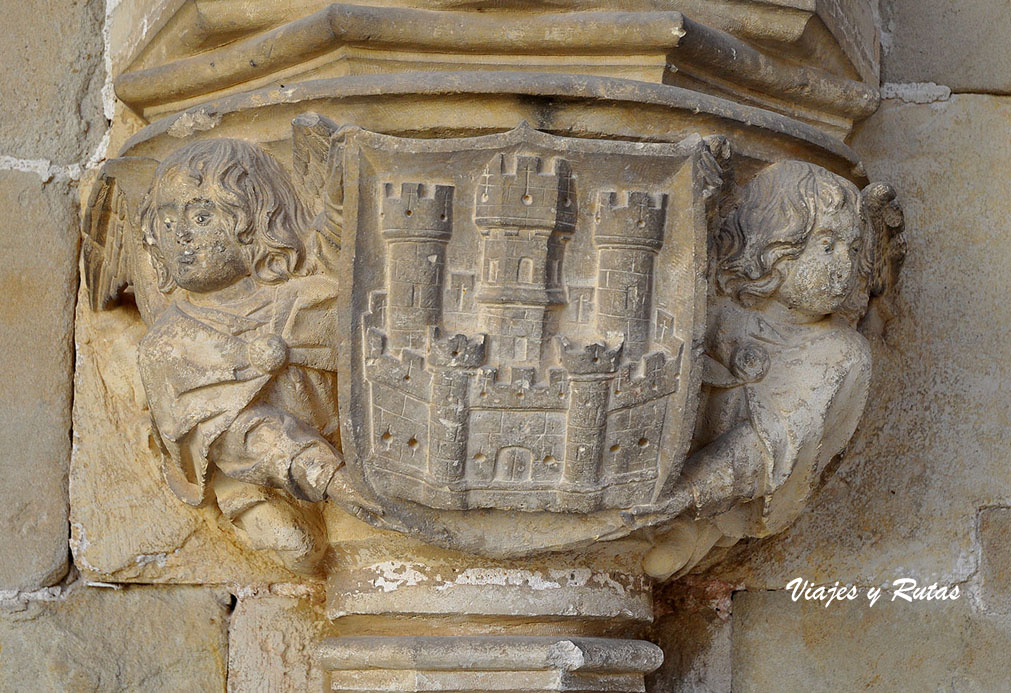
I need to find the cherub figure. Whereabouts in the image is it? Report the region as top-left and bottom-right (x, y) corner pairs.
(136, 138), (367, 574)
(645, 160), (904, 578)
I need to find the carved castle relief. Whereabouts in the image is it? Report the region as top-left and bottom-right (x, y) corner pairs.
(361, 148), (684, 513)
(332, 125), (709, 518)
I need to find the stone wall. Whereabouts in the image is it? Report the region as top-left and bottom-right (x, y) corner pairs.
(651, 1), (1011, 689)
(0, 1), (1008, 691)
(0, 1), (229, 689)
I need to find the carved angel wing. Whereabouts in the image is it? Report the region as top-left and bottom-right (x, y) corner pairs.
(81, 157), (166, 324)
(292, 112), (349, 272)
(861, 181), (907, 299)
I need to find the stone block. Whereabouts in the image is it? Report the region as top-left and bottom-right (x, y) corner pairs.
(882, 0), (1011, 93)
(227, 592), (337, 693)
(0, 1), (105, 164)
(0, 583), (229, 692)
(0, 171), (77, 592)
(700, 96), (1011, 589)
(731, 590), (1011, 691)
(979, 506), (1011, 617)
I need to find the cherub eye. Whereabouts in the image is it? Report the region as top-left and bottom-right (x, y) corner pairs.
(163, 218), (172, 230)
(193, 211), (212, 225)
(822, 239), (835, 253)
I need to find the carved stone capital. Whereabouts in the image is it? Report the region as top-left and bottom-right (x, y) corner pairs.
(81, 2), (903, 688)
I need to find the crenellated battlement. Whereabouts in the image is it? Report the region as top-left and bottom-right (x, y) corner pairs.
(382, 182), (454, 240)
(475, 154), (576, 231)
(427, 328), (487, 368)
(557, 338), (624, 376)
(593, 190), (667, 250)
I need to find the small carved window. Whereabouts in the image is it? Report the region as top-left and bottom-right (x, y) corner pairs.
(514, 336), (528, 361)
(488, 258), (499, 282)
(518, 257), (534, 283)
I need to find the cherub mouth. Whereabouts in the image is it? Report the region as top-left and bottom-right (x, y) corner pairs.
(178, 251), (196, 266)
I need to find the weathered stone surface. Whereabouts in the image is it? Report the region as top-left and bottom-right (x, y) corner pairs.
(647, 579), (734, 693)
(70, 297), (316, 586)
(0, 171), (77, 592)
(107, 0), (187, 76)
(318, 635), (664, 693)
(731, 591), (1011, 690)
(881, 0), (1011, 93)
(111, 2), (877, 139)
(817, 0), (879, 84)
(700, 95), (1011, 589)
(0, 1), (105, 163)
(979, 506), (1011, 618)
(227, 592), (336, 693)
(0, 583), (229, 692)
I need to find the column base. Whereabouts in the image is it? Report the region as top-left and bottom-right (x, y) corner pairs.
(318, 635), (663, 692)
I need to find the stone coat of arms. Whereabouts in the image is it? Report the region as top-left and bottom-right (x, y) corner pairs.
(334, 124), (716, 524)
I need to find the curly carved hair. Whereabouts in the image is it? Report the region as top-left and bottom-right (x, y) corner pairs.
(713, 160), (866, 306)
(141, 138), (311, 292)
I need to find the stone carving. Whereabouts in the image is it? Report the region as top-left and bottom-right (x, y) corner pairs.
(323, 122), (722, 534)
(82, 119), (903, 574)
(641, 160), (907, 579)
(83, 138), (372, 574)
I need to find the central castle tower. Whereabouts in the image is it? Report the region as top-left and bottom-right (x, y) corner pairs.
(474, 154), (576, 370)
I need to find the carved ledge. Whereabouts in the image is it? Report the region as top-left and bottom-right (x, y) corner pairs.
(317, 636), (664, 692)
(115, 2), (877, 140)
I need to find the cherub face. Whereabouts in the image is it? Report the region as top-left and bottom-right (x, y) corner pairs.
(776, 203), (863, 319)
(154, 172), (249, 293)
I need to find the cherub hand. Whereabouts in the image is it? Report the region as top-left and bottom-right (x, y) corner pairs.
(248, 334), (289, 374)
(323, 465), (388, 525)
(620, 482), (695, 525)
(730, 342), (770, 383)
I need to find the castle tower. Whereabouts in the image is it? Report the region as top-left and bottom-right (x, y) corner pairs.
(593, 191), (668, 362)
(473, 154), (576, 369)
(559, 341), (622, 489)
(381, 182), (454, 351)
(427, 331), (486, 487)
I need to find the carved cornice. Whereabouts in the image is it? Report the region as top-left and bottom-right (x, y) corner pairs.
(119, 72), (865, 183)
(114, 2), (878, 139)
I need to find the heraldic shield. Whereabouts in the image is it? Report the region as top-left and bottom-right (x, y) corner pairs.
(332, 123), (715, 521)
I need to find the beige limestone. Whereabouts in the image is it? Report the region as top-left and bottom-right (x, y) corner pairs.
(731, 590), (1011, 690)
(112, 3), (877, 140)
(979, 506), (1011, 618)
(227, 592), (337, 692)
(0, 0), (106, 164)
(881, 0), (1011, 93)
(68, 1), (922, 690)
(0, 582), (229, 692)
(815, 0), (879, 83)
(0, 171), (77, 592)
(318, 635), (664, 692)
(693, 95), (1011, 590)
